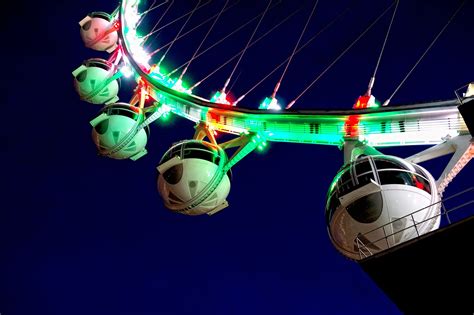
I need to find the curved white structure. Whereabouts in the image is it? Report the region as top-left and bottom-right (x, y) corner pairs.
(326, 155), (441, 260)
(157, 140), (231, 216)
(91, 103), (149, 160)
(72, 58), (120, 105)
(79, 12), (118, 52)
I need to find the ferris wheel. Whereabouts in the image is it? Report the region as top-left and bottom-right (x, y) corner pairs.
(73, 0), (473, 261)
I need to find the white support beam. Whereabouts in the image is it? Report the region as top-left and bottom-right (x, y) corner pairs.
(405, 135), (473, 194)
(405, 141), (456, 164)
(437, 136), (473, 194)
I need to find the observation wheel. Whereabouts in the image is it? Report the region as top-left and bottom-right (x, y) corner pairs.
(73, 0), (474, 260)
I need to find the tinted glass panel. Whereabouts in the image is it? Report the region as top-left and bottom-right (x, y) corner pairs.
(326, 193), (341, 224)
(76, 70), (87, 82)
(94, 119), (109, 135)
(338, 173), (375, 197)
(107, 106), (140, 120)
(91, 12), (111, 21)
(339, 168), (352, 186)
(88, 60), (110, 71)
(355, 160), (372, 176)
(379, 170), (415, 186)
(375, 159), (404, 170)
(413, 164), (429, 177)
(413, 174), (431, 194)
(184, 142), (213, 150)
(183, 149), (220, 165)
(346, 192), (383, 224)
(163, 164), (183, 185)
(82, 20), (92, 31)
(161, 145), (184, 163)
(354, 172), (374, 188)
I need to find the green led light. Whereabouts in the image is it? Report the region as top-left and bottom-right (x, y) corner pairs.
(259, 97), (281, 110)
(156, 111), (173, 125)
(259, 97), (272, 109)
(162, 111), (171, 120)
(210, 91), (230, 104)
(172, 78), (192, 94)
(210, 91), (222, 103)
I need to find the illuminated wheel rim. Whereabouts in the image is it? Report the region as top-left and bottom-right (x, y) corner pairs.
(118, 0), (468, 148)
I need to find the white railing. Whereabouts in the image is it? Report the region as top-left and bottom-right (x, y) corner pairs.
(355, 187), (474, 259)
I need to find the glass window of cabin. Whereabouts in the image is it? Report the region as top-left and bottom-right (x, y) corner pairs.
(163, 164), (183, 185)
(346, 192), (383, 224)
(325, 192), (341, 224)
(374, 158), (406, 170)
(413, 174), (431, 194)
(378, 170), (415, 186)
(355, 159), (373, 176)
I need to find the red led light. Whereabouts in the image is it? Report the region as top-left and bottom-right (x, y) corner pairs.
(353, 95), (371, 109)
(344, 115), (360, 137)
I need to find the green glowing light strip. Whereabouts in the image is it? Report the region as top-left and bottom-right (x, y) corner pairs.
(224, 134), (261, 171)
(120, 0), (468, 148)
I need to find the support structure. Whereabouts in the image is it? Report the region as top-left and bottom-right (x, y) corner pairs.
(406, 135), (473, 194)
(74, 1), (474, 313)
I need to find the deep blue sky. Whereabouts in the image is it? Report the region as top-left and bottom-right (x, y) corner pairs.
(1, 0), (473, 314)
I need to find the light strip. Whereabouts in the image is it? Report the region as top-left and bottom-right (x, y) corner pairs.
(119, 0), (469, 148)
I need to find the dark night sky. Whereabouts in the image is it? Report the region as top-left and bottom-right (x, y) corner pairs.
(1, 0), (473, 314)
